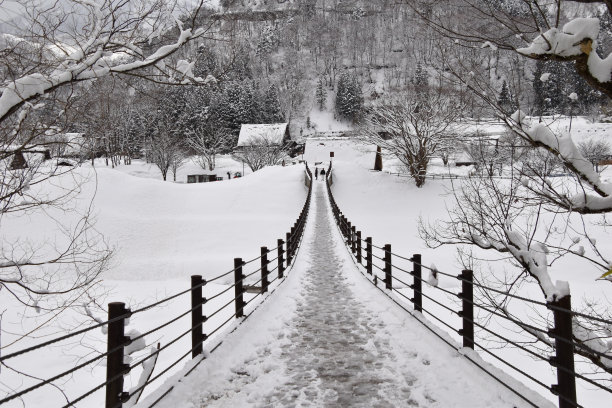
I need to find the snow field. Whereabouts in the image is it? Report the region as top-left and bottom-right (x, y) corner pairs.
(316, 138), (611, 407)
(139, 180), (555, 407)
(0, 161), (307, 407)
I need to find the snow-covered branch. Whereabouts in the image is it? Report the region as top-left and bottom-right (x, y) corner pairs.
(517, 17), (612, 98)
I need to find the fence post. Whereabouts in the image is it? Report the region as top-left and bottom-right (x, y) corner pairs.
(191, 276), (206, 358)
(347, 221), (352, 246)
(351, 226), (357, 254)
(234, 258), (245, 318)
(106, 302), (130, 408)
(277, 239), (285, 279)
(384, 244), (392, 290)
(548, 295), (577, 408)
(458, 269), (474, 349)
(411, 254), (423, 313)
(356, 231), (362, 264)
(286, 232), (292, 266)
(366, 237), (373, 275)
(261, 247), (269, 293)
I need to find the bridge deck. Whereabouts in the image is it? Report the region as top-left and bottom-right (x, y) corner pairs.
(143, 181), (552, 408)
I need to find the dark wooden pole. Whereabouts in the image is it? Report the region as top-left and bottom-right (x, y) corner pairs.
(191, 275), (205, 357)
(366, 237), (373, 275)
(384, 244), (392, 290)
(412, 254), (423, 313)
(277, 239), (285, 279)
(234, 258), (245, 318)
(261, 247), (269, 293)
(356, 231), (362, 264)
(106, 302), (129, 408)
(549, 295), (577, 408)
(458, 269), (474, 349)
(286, 232), (293, 266)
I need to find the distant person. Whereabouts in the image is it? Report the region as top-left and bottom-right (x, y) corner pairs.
(315, 167), (319, 180)
(320, 168), (326, 180)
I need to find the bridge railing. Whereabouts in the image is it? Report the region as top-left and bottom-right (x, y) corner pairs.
(324, 162), (612, 408)
(0, 164), (313, 408)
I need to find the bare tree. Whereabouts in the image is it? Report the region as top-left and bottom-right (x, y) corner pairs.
(232, 136), (289, 172)
(148, 130), (186, 181)
(578, 138), (611, 173)
(413, 0), (612, 380)
(0, 0), (218, 337)
(361, 89), (463, 187)
(188, 123), (231, 171)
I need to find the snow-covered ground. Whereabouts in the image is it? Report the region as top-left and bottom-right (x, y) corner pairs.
(0, 158), (307, 407)
(304, 137), (611, 408)
(137, 181), (554, 408)
(2, 117), (611, 407)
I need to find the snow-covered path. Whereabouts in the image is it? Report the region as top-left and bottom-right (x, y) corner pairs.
(141, 181), (553, 408)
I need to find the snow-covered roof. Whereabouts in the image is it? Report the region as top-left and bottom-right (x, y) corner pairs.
(237, 123), (289, 147)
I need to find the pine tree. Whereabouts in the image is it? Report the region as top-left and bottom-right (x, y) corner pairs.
(262, 85), (284, 123)
(335, 72), (363, 122)
(315, 77), (327, 110)
(498, 81), (513, 114)
(414, 62), (428, 88)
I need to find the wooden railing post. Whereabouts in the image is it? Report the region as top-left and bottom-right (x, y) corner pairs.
(356, 231), (362, 264)
(384, 244), (392, 290)
(351, 226), (357, 254)
(286, 232), (292, 266)
(106, 302), (130, 408)
(411, 254), (423, 313)
(548, 295), (577, 408)
(261, 247), (269, 293)
(277, 239), (285, 279)
(458, 269), (474, 349)
(347, 221), (352, 246)
(366, 237), (372, 275)
(191, 276), (206, 358)
(234, 258), (245, 318)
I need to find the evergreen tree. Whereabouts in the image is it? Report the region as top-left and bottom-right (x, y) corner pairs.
(533, 61), (602, 116)
(498, 81), (514, 114)
(262, 85), (285, 123)
(414, 62), (428, 88)
(335, 72), (363, 122)
(256, 25), (279, 58)
(315, 77), (327, 110)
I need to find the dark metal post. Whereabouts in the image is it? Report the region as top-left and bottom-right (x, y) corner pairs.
(106, 302), (129, 408)
(549, 295), (577, 408)
(384, 244), (392, 290)
(351, 226), (357, 254)
(234, 258), (245, 318)
(366, 237), (373, 275)
(458, 269), (474, 349)
(286, 232), (293, 266)
(347, 221), (352, 246)
(277, 239), (285, 279)
(261, 247), (269, 293)
(191, 276), (205, 358)
(356, 231), (362, 264)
